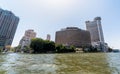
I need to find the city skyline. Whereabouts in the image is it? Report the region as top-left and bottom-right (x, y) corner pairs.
(0, 0), (120, 49)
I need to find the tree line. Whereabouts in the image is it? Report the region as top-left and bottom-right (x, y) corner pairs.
(5, 38), (113, 53)
(30, 38), (75, 53)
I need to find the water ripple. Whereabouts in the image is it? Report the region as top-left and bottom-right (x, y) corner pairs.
(0, 53), (57, 74)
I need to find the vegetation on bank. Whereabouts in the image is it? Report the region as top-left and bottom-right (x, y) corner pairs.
(0, 38), (113, 53)
(30, 38), (75, 53)
(30, 38), (55, 53)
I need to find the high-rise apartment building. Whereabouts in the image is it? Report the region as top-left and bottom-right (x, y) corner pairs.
(24, 29), (36, 39)
(19, 29), (36, 47)
(46, 34), (51, 41)
(86, 17), (104, 43)
(0, 8), (19, 48)
(85, 17), (107, 52)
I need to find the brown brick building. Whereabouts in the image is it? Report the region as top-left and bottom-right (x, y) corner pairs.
(55, 27), (91, 47)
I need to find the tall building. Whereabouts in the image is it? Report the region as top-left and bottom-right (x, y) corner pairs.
(46, 34), (51, 41)
(19, 29), (36, 47)
(24, 29), (36, 39)
(55, 27), (91, 47)
(86, 17), (104, 43)
(85, 17), (107, 52)
(0, 8), (19, 48)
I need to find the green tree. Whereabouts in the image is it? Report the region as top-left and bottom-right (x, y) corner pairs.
(14, 45), (21, 52)
(30, 38), (75, 53)
(55, 44), (64, 53)
(30, 38), (44, 53)
(44, 40), (55, 53)
(23, 46), (31, 53)
(108, 47), (113, 52)
(55, 44), (75, 53)
(30, 38), (56, 53)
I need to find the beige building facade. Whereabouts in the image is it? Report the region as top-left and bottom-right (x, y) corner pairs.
(55, 27), (91, 47)
(19, 29), (36, 48)
(24, 29), (36, 39)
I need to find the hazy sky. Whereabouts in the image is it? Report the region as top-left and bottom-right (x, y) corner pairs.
(0, 0), (120, 49)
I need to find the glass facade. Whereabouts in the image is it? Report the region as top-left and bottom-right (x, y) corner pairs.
(0, 8), (19, 48)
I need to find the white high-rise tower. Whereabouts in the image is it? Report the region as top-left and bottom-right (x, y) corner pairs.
(86, 17), (107, 52)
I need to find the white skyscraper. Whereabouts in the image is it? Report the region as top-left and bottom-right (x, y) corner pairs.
(86, 17), (107, 52)
(86, 17), (104, 43)
(0, 8), (19, 48)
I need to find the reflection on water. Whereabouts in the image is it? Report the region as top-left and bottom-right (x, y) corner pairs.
(0, 53), (120, 74)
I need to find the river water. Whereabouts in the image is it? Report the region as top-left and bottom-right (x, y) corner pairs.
(0, 53), (119, 74)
